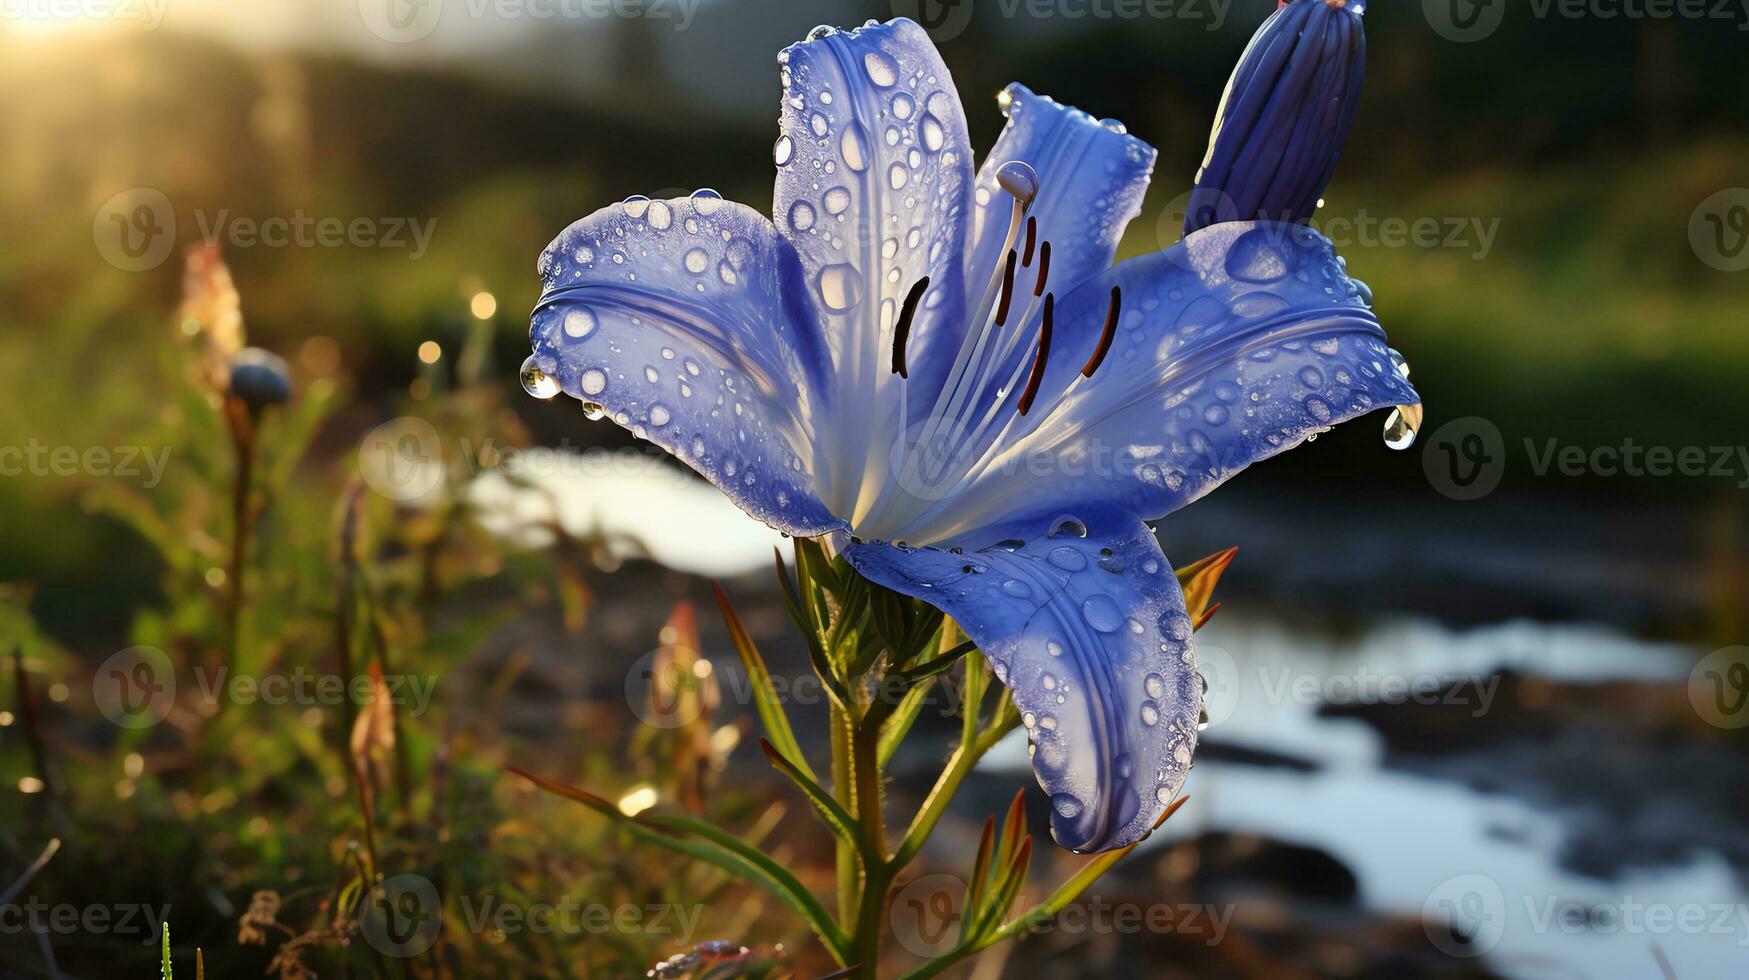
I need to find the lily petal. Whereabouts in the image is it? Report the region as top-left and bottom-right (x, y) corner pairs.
(845, 503), (1199, 853)
(530, 195), (844, 537)
(968, 83), (1156, 305)
(773, 18), (978, 522)
(894, 222), (1419, 542)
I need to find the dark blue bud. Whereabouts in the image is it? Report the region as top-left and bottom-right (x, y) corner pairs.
(229, 347), (293, 410)
(1185, 0), (1367, 235)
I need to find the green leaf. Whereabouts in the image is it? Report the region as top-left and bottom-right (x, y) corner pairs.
(757, 738), (877, 868)
(875, 675), (936, 770)
(511, 767), (849, 963)
(711, 581), (815, 782)
(161, 921), (172, 980)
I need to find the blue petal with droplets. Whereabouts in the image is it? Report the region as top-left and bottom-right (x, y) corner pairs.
(530, 194), (845, 537)
(895, 222), (1419, 542)
(845, 503), (1199, 853)
(773, 18), (977, 522)
(968, 83), (1156, 307)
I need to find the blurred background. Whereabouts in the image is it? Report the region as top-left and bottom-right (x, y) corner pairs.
(1, 0), (1747, 976)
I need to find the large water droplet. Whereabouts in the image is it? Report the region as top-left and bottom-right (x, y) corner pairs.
(647, 201), (673, 230)
(773, 135), (794, 167)
(823, 186), (851, 215)
(581, 402), (606, 421)
(840, 124), (869, 172)
(683, 247), (710, 274)
(1048, 515), (1088, 539)
(520, 356), (559, 399)
(1225, 228), (1291, 284)
(1388, 346), (1411, 379)
(649, 404), (672, 427)
(563, 307), (597, 339)
(580, 369), (607, 395)
(621, 195), (650, 219)
(816, 263), (863, 312)
(863, 50), (898, 87)
(1051, 793), (1084, 819)
(919, 113), (945, 152)
(1383, 404), (1422, 451)
(689, 188), (723, 214)
(1081, 594), (1124, 633)
(805, 24), (836, 40)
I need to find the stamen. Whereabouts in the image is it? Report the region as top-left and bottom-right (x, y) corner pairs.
(1022, 216), (1037, 267)
(1018, 294), (1054, 416)
(994, 249), (1019, 326)
(1081, 286), (1122, 377)
(892, 276), (929, 378)
(1033, 242), (1052, 296)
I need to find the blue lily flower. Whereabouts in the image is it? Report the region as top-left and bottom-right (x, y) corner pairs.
(524, 15), (1418, 852)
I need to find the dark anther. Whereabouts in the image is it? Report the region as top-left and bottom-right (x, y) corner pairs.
(1080, 285), (1122, 378)
(892, 276), (930, 377)
(1033, 241), (1052, 297)
(995, 249), (1019, 327)
(1018, 293), (1055, 416)
(1023, 216), (1037, 266)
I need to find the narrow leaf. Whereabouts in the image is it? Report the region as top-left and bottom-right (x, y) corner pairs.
(712, 581), (815, 781)
(757, 738), (874, 867)
(511, 767), (848, 960)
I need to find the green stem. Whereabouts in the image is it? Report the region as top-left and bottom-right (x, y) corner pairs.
(830, 701), (858, 925)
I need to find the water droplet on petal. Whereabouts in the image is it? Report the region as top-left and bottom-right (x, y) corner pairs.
(622, 195), (651, 219)
(919, 113), (945, 152)
(683, 247), (710, 274)
(1048, 515), (1088, 539)
(1051, 793), (1084, 819)
(519, 356), (559, 399)
(563, 308), (597, 339)
(1383, 403), (1422, 451)
(1081, 594), (1124, 633)
(581, 401), (606, 421)
(823, 186), (851, 215)
(689, 188), (723, 214)
(863, 50), (898, 87)
(806, 24), (836, 40)
(580, 369), (607, 395)
(839, 124), (869, 172)
(773, 135), (794, 167)
(816, 263), (863, 312)
(647, 201), (673, 229)
(1388, 346), (1411, 379)
(649, 404), (671, 427)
